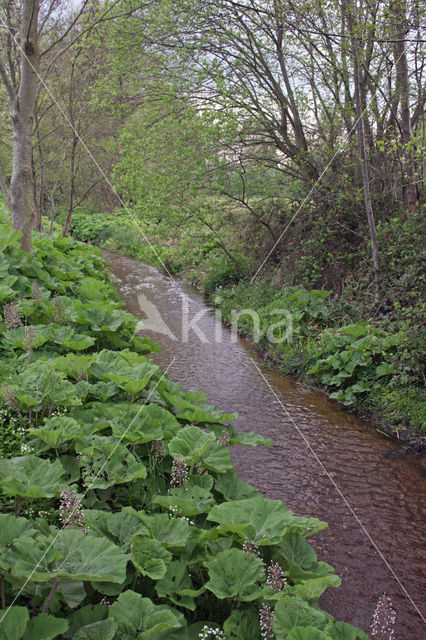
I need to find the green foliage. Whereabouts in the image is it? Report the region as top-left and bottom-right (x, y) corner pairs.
(203, 255), (251, 295)
(0, 218), (363, 638)
(307, 323), (399, 406)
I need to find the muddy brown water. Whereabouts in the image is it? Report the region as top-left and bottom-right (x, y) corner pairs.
(105, 250), (425, 638)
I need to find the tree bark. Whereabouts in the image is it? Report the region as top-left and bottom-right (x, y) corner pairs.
(10, 0), (40, 252)
(392, 0), (418, 214)
(348, 2), (380, 291)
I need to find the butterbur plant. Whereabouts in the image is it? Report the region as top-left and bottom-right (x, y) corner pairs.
(371, 593), (396, 639)
(31, 281), (43, 302)
(150, 439), (165, 461)
(259, 603), (275, 640)
(243, 538), (261, 558)
(53, 293), (66, 324)
(24, 325), (37, 363)
(59, 489), (88, 533)
(0, 222), (371, 639)
(170, 454), (189, 487)
(217, 431), (230, 446)
(3, 300), (23, 329)
(266, 562), (286, 591)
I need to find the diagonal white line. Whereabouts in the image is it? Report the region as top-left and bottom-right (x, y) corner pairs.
(0, 357), (176, 626)
(247, 354), (426, 624)
(0, 14), (176, 282)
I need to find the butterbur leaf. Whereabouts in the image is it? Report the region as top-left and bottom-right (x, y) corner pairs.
(329, 621), (370, 639)
(291, 575), (341, 601)
(205, 548), (265, 601)
(201, 443), (234, 473)
(90, 381), (119, 401)
(0, 455), (65, 498)
(66, 605), (108, 637)
(207, 497), (292, 545)
(78, 440), (146, 490)
(375, 362), (394, 377)
(168, 425), (215, 465)
(50, 529), (128, 583)
(0, 514), (36, 548)
(73, 619), (118, 640)
(153, 483), (215, 516)
(2, 536), (58, 582)
(108, 590), (183, 639)
(286, 627), (333, 640)
(62, 334), (96, 351)
(89, 350), (128, 380)
(272, 595), (330, 636)
(177, 407), (237, 424)
(130, 534), (172, 579)
(56, 579), (87, 608)
(223, 609), (261, 640)
(140, 512), (191, 548)
(155, 561), (196, 610)
(22, 614), (68, 640)
(140, 403), (180, 438)
(214, 472), (260, 501)
(111, 411), (163, 444)
(228, 431), (272, 447)
(0, 606), (29, 640)
(281, 533), (317, 567)
(30, 416), (82, 449)
(52, 353), (95, 379)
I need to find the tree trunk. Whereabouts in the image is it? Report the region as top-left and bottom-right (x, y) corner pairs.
(392, 0), (418, 214)
(10, 0), (40, 252)
(348, 2), (380, 291)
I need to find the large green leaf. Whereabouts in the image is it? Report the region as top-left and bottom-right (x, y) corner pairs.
(281, 533), (317, 567)
(286, 627), (333, 640)
(291, 575), (341, 601)
(227, 427), (272, 447)
(214, 472), (260, 501)
(328, 622), (370, 640)
(139, 512), (192, 548)
(0, 607), (29, 640)
(0, 226), (21, 251)
(141, 403), (180, 438)
(73, 620), (118, 640)
(201, 443), (234, 473)
(0, 514), (36, 547)
(30, 416), (82, 449)
(155, 561), (197, 610)
(272, 596), (330, 637)
(223, 609), (261, 640)
(5, 530), (128, 584)
(77, 439), (146, 489)
(0, 456), (65, 498)
(111, 410), (163, 444)
(205, 548), (265, 601)
(168, 425), (215, 465)
(84, 509), (148, 548)
(153, 483), (215, 516)
(108, 590), (184, 639)
(130, 534), (172, 579)
(207, 497), (293, 545)
(22, 614), (69, 640)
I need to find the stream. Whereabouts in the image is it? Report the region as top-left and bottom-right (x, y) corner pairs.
(105, 250), (425, 638)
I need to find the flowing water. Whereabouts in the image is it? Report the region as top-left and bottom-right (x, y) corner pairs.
(106, 250), (425, 638)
